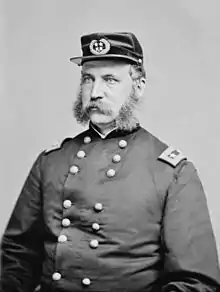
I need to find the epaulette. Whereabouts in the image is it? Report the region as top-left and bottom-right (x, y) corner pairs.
(158, 146), (187, 167)
(44, 137), (72, 154)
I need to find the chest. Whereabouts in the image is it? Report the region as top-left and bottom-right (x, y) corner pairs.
(41, 138), (167, 235)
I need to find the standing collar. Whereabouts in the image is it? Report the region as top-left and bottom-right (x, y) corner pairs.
(89, 122), (141, 139)
(90, 123), (118, 139)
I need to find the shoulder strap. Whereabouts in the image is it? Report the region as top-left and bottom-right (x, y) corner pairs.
(158, 145), (186, 167)
(44, 137), (72, 154)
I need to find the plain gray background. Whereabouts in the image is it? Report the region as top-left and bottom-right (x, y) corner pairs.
(1, 0), (220, 256)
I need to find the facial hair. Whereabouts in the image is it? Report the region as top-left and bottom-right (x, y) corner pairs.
(73, 86), (140, 131)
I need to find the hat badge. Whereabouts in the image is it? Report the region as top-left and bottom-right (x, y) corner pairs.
(89, 38), (111, 55)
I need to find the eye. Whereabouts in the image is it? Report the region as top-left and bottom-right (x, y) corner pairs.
(104, 77), (118, 84)
(82, 75), (93, 84)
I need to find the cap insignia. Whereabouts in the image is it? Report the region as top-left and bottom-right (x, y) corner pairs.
(89, 38), (111, 55)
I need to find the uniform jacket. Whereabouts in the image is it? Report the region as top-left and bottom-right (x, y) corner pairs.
(1, 125), (220, 292)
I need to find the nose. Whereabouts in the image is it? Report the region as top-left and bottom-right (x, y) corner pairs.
(90, 80), (104, 101)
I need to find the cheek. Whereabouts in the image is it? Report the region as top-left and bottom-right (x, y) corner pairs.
(110, 87), (131, 109)
(109, 99), (124, 116)
(81, 86), (91, 103)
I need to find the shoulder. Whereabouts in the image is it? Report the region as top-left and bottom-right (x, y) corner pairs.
(139, 127), (187, 168)
(43, 129), (90, 155)
(158, 145), (187, 167)
(138, 127), (168, 156)
(44, 137), (73, 154)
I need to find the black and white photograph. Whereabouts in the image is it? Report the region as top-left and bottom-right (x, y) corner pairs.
(1, 1), (220, 291)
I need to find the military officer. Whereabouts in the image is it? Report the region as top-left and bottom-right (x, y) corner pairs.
(1, 32), (220, 292)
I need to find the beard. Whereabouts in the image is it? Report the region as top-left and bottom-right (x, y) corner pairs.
(73, 86), (140, 132)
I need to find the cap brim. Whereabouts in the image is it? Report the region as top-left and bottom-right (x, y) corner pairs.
(69, 54), (140, 66)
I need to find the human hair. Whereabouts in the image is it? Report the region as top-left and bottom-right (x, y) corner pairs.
(129, 63), (147, 81)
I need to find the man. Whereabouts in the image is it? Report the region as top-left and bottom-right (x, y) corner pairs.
(1, 32), (220, 292)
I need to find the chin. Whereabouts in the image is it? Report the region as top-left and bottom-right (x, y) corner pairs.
(90, 113), (114, 125)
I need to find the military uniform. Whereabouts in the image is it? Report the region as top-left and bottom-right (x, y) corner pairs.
(1, 124), (220, 292)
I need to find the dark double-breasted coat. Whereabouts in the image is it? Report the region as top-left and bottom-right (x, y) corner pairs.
(1, 125), (220, 292)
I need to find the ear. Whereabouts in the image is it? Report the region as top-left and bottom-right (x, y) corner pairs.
(135, 77), (146, 98)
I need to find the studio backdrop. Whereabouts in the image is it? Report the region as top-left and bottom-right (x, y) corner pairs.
(1, 0), (220, 256)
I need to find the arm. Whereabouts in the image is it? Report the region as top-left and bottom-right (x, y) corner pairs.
(161, 161), (220, 292)
(0, 153), (44, 292)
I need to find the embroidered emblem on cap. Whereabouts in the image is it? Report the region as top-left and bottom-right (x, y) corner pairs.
(89, 38), (111, 55)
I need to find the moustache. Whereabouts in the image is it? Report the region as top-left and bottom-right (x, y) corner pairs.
(85, 102), (113, 115)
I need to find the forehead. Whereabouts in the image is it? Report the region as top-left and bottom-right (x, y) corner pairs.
(82, 60), (131, 76)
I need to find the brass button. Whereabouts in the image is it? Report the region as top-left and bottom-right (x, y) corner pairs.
(112, 154), (121, 163)
(63, 200), (72, 209)
(62, 218), (70, 227)
(70, 165), (79, 174)
(58, 235), (67, 243)
(77, 150), (86, 158)
(82, 277), (91, 286)
(84, 136), (91, 144)
(92, 223), (100, 231)
(118, 139), (127, 148)
(94, 203), (103, 212)
(89, 239), (99, 248)
(106, 168), (116, 177)
(52, 272), (61, 281)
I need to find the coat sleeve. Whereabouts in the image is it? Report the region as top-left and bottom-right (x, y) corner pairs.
(161, 161), (220, 292)
(0, 153), (45, 292)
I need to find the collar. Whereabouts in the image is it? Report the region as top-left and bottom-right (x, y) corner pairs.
(89, 122), (141, 139)
(90, 123), (118, 139)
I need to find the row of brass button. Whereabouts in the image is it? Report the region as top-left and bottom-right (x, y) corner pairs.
(51, 136), (128, 286)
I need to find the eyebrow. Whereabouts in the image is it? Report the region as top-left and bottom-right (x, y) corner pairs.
(81, 72), (120, 79)
(81, 72), (93, 77)
(102, 74), (119, 79)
